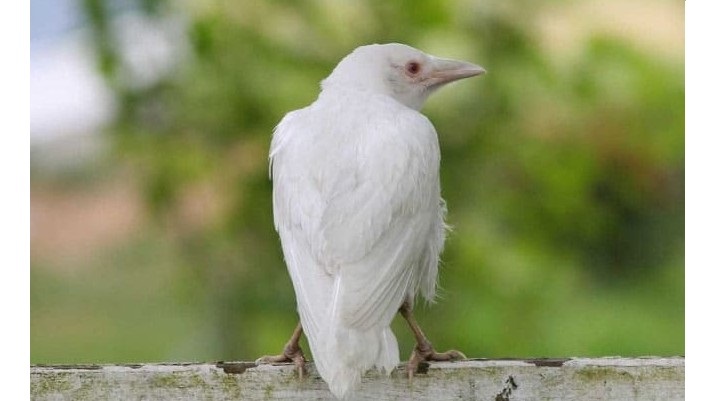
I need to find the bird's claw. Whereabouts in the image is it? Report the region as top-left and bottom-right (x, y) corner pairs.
(256, 345), (307, 379)
(406, 343), (466, 380)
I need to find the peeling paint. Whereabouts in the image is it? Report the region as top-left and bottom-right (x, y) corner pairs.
(526, 358), (570, 367)
(217, 361), (257, 374)
(29, 357), (685, 400)
(495, 375), (518, 401)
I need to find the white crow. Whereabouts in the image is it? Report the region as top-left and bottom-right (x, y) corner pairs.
(260, 43), (485, 399)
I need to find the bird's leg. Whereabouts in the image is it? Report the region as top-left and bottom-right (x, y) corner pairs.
(256, 322), (307, 379)
(399, 301), (466, 380)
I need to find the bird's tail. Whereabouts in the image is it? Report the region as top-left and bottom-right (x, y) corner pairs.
(310, 323), (399, 399)
(297, 272), (400, 399)
(286, 232), (404, 399)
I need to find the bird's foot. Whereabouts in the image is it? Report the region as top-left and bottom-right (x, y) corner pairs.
(256, 343), (307, 379)
(406, 341), (466, 380)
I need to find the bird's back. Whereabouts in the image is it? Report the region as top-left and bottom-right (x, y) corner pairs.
(269, 87), (446, 398)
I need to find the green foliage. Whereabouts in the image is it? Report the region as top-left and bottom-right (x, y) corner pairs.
(31, 0), (683, 363)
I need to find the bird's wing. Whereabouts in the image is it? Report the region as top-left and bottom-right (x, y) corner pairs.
(270, 105), (444, 334)
(270, 108), (334, 345)
(318, 110), (444, 330)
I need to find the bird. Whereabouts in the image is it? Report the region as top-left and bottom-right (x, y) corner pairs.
(259, 43), (485, 399)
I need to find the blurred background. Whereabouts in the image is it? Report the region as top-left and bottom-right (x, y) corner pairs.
(31, 0), (684, 364)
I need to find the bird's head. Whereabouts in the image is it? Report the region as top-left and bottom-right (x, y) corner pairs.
(321, 43), (485, 110)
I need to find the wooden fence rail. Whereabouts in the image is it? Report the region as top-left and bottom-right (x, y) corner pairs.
(31, 356), (684, 400)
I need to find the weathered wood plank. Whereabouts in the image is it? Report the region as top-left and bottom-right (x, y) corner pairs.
(30, 357), (684, 400)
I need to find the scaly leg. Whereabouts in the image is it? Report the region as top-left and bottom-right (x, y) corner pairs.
(399, 301), (466, 379)
(256, 322), (307, 379)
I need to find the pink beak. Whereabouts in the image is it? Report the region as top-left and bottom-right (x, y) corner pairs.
(426, 57), (486, 88)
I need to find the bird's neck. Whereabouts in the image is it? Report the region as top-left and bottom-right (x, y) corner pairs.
(318, 82), (425, 112)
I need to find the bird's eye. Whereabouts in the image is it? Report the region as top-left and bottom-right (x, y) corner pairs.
(406, 61), (421, 75)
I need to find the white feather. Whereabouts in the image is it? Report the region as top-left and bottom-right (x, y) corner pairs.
(269, 43), (483, 399)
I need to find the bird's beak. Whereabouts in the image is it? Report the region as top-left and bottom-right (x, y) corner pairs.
(426, 57), (486, 88)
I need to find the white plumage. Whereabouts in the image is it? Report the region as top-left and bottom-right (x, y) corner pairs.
(268, 43), (484, 399)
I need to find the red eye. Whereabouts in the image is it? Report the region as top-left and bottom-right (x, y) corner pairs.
(406, 61), (421, 75)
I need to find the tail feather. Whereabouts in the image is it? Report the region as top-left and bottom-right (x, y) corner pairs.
(309, 324), (399, 399)
(292, 272), (400, 399)
(281, 227), (421, 399)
